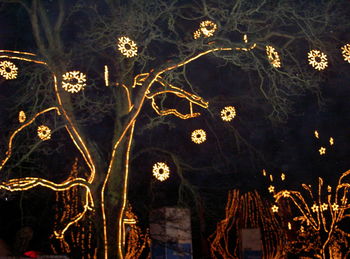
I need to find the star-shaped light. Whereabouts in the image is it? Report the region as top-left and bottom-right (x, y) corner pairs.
(311, 204), (319, 213)
(331, 203), (339, 211)
(321, 203), (328, 211)
(271, 205), (279, 213)
(282, 190), (290, 198)
(268, 185), (275, 193)
(319, 147), (326, 155)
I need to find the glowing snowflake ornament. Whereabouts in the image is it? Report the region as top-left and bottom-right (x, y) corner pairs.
(62, 71), (86, 93)
(117, 36), (138, 58)
(266, 46), (281, 68)
(341, 44), (350, 63)
(199, 21), (217, 38)
(308, 50), (328, 71)
(220, 106), (236, 122)
(0, 61), (18, 80)
(152, 162), (170, 182)
(18, 111), (26, 123)
(37, 125), (51, 141)
(191, 129), (207, 144)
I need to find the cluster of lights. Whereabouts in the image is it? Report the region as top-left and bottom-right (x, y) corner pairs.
(62, 71), (87, 93)
(314, 130), (335, 155)
(220, 106), (236, 121)
(193, 20), (217, 39)
(37, 125), (51, 140)
(191, 129), (207, 144)
(152, 162), (170, 181)
(0, 60), (18, 79)
(117, 36), (138, 58)
(341, 43), (350, 63)
(308, 50), (328, 71)
(266, 46), (281, 68)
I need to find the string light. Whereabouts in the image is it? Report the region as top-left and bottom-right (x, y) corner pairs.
(117, 37), (138, 58)
(0, 60), (18, 79)
(319, 147), (326, 155)
(314, 130), (319, 138)
(341, 43), (350, 63)
(266, 46), (281, 68)
(62, 71), (87, 93)
(152, 162), (170, 181)
(199, 20), (217, 38)
(281, 173), (285, 181)
(268, 185), (275, 193)
(220, 106), (236, 121)
(191, 129), (207, 144)
(18, 111), (26, 123)
(311, 204), (319, 213)
(329, 137), (334, 145)
(37, 125), (51, 140)
(308, 50), (328, 70)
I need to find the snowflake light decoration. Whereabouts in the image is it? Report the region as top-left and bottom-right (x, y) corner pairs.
(62, 71), (87, 93)
(0, 60), (18, 80)
(199, 21), (217, 38)
(37, 125), (51, 141)
(191, 129), (207, 144)
(266, 46), (281, 68)
(308, 50), (328, 71)
(18, 111), (26, 123)
(220, 106), (236, 122)
(341, 43), (350, 63)
(117, 36), (138, 58)
(152, 162), (170, 182)
(193, 29), (201, 39)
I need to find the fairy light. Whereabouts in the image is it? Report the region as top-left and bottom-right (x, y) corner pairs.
(288, 222), (292, 230)
(262, 169), (267, 176)
(311, 204), (319, 213)
(62, 71), (87, 93)
(308, 50), (328, 70)
(199, 20), (217, 38)
(269, 174), (273, 182)
(0, 60), (18, 79)
(320, 203), (328, 211)
(152, 162), (170, 182)
(117, 37), (138, 58)
(191, 129), (207, 144)
(18, 111), (26, 123)
(281, 173), (285, 181)
(271, 205), (279, 213)
(341, 43), (350, 63)
(220, 106), (236, 121)
(266, 46), (281, 68)
(268, 185), (275, 193)
(331, 203), (339, 211)
(319, 147), (326, 155)
(104, 65), (109, 86)
(193, 30), (201, 39)
(37, 125), (51, 140)
(314, 130), (319, 138)
(329, 137), (334, 145)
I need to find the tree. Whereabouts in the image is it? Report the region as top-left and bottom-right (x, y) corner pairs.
(0, 0), (349, 258)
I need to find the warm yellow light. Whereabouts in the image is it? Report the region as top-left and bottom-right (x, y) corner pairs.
(271, 205), (279, 213)
(0, 60), (18, 79)
(199, 20), (217, 38)
(314, 130), (319, 139)
(288, 222), (292, 230)
(321, 203), (328, 211)
(62, 71), (87, 93)
(262, 169), (267, 176)
(341, 43), (350, 63)
(331, 203), (339, 211)
(329, 137), (334, 146)
(282, 190), (290, 197)
(37, 125), (51, 140)
(268, 185), (275, 193)
(308, 50), (328, 71)
(18, 111), (26, 123)
(266, 46), (281, 68)
(319, 147), (326, 155)
(220, 106), (236, 121)
(104, 65), (109, 87)
(191, 129), (207, 144)
(311, 203), (319, 213)
(269, 174), (273, 182)
(152, 162), (170, 182)
(117, 37), (138, 58)
(281, 173), (285, 181)
(193, 30), (201, 40)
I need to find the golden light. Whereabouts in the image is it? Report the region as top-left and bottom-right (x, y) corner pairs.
(266, 46), (281, 68)
(319, 147), (326, 155)
(199, 20), (217, 38)
(271, 205), (279, 213)
(341, 43), (350, 63)
(117, 36), (138, 58)
(0, 60), (18, 79)
(18, 111), (26, 123)
(288, 222), (292, 230)
(329, 137), (334, 145)
(62, 71), (87, 93)
(281, 173), (285, 181)
(308, 50), (328, 71)
(321, 203), (328, 211)
(152, 162), (170, 182)
(37, 125), (51, 141)
(268, 185), (275, 193)
(220, 106), (236, 122)
(311, 203), (319, 213)
(331, 203), (339, 211)
(104, 65), (109, 86)
(193, 30), (201, 39)
(269, 174), (273, 182)
(262, 169), (267, 176)
(282, 190), (290, 197)
(314, 130), (319, 139)
(191, 129), (207, 144)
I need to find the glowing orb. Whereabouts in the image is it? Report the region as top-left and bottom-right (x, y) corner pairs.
(319, 147), (326, 155)
(266, 46), (281, 68)
(271, 205), (279, 213)
(191, 129), (207, 144)
(199, 21), (217, 38)
(308, 50), (328, 71)
(0, 60), (18, 80)
(117, 36), (138, 58)
(220, 106), (236, 122)
(18, 111), (26, 123)
(62, 71), (87, 93)
(341, 44), (350, 63)
(152, 162), (170, 182)
(37, 125), (51, 141)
